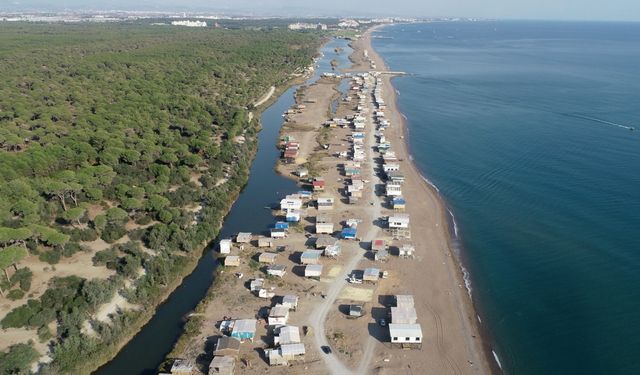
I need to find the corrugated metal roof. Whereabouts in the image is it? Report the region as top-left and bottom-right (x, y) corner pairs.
(233, 319), (256, 334)
(391, 306), (418, 324)
(281, 343), (306, 356)
(269, 304), (289, 318)
(396, 295), (414, 308)
(277, 326), (301, 345)
(364, 267), (380, 277)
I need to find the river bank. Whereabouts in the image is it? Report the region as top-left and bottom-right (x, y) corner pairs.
(92, 69), (321, 375)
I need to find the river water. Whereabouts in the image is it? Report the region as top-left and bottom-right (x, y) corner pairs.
(95, 37), (352, 375)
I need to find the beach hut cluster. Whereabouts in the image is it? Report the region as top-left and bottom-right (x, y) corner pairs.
(389, 294), (423, 348)
(280, 135), (300, 163)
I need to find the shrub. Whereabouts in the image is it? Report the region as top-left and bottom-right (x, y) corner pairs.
(0, 343), (39, 375)
(135, 215), (152, 225)
(68, 228), (98, 242)
(11, 268), (33, 292)
(39, 249), (61, 265)
(62, 242), (82, 257)
(7, 289), (25, 300)
(92, 248), (118, 268)
(128, 228), (146, 241)
(101, 223), (127, 243)
(37, 325), (53, 342)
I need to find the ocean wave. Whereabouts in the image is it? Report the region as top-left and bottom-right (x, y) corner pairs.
(401, 113), (408, 120)
(420, 174), (440, 192)
(492, 350), (503, 370)
(448, 208), (459, 238)
(461, 263), (473, 299)
(395, 89), (400, 95)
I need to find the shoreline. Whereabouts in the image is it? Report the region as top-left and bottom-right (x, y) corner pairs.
(358, 24), (497, 373)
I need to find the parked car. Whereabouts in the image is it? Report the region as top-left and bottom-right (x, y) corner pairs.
(321, 345), (332, 354)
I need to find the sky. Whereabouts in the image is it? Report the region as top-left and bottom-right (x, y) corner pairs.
(3, 0), (640, 21)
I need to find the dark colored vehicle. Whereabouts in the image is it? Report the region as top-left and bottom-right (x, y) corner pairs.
(321, 345), (332, 354)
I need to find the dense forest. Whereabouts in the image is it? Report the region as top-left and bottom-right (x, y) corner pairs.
(0, 23), (320, 374)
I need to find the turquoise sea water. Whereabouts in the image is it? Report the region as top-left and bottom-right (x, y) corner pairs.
(373, 21), (640, 374)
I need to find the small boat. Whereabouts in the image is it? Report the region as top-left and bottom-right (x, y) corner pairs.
(630, 127), (635, 131)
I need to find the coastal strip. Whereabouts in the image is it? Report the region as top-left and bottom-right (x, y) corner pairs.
(160, 28), (493, 375)
(352, 24), (495, 373)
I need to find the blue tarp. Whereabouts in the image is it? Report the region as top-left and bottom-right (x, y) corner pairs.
(274, 222), (289, 229)
(341, 227), (357, 239)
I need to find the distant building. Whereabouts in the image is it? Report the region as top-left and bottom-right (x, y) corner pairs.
(171, 20), (207, 27)
(288, 22), (327, 30)
(338, 19), (360, 28)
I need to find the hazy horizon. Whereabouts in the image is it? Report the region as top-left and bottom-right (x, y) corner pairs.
(2, 0), (640, 22)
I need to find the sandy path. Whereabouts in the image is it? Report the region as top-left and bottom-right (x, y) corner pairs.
(307, 72), (384, 375)
(254, 85), (276, 107)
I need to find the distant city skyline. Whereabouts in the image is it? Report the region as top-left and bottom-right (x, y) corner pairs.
(2, 0), (640, 22)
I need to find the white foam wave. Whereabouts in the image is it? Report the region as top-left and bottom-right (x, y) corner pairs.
(447, 208), (459, 238)
(395, 89), (400, 96)
(401, 113), (408, 120)
(492, 350), (503, 370)
(420, 174), (440, 192)
(461, 264), (473, 299)
(476, 315), (482, 323)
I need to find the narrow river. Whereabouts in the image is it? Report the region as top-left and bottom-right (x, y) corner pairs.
(95, 37), (352, 375)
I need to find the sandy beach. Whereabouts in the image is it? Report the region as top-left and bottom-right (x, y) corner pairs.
(343, 25), (495, 373)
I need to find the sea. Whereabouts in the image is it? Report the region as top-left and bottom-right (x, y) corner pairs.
(373, 21), (640, 374)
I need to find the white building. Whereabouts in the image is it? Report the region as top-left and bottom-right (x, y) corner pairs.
(219, 239), (232, 254)
(274, 325), (301, 345)
(304, 264), (323, 278)
(268, 304), (290, 326)
(385, 183), (402, 196)
(171, 20), (207, 27)
(389, 323), (423, 344)
(280, 198), (303, 211)
(388, 214), (410, 229)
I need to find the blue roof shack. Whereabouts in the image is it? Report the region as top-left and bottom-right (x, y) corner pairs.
(341, 227), (357, 240)
(392, 197), (406, 210)
(298, 190), (313, 199)
(231, 319), (257, 342)
(275, 221), (290, 230)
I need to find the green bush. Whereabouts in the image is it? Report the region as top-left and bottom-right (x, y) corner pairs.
(7, 289), (25, 300)
(0, 343), (39, 375)
(39, 249), (61, 265)
(10, 267), (33, 292)
(38, 325), (53, 342)
(135, 215), (152, 225)
(101, 223), (127, 243)
(92, 248), (118, 268)
(67, 228), (98, 242)
(62, 242), (82, 257)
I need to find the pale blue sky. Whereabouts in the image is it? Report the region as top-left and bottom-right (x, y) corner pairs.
(4, 0), (640, 21)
